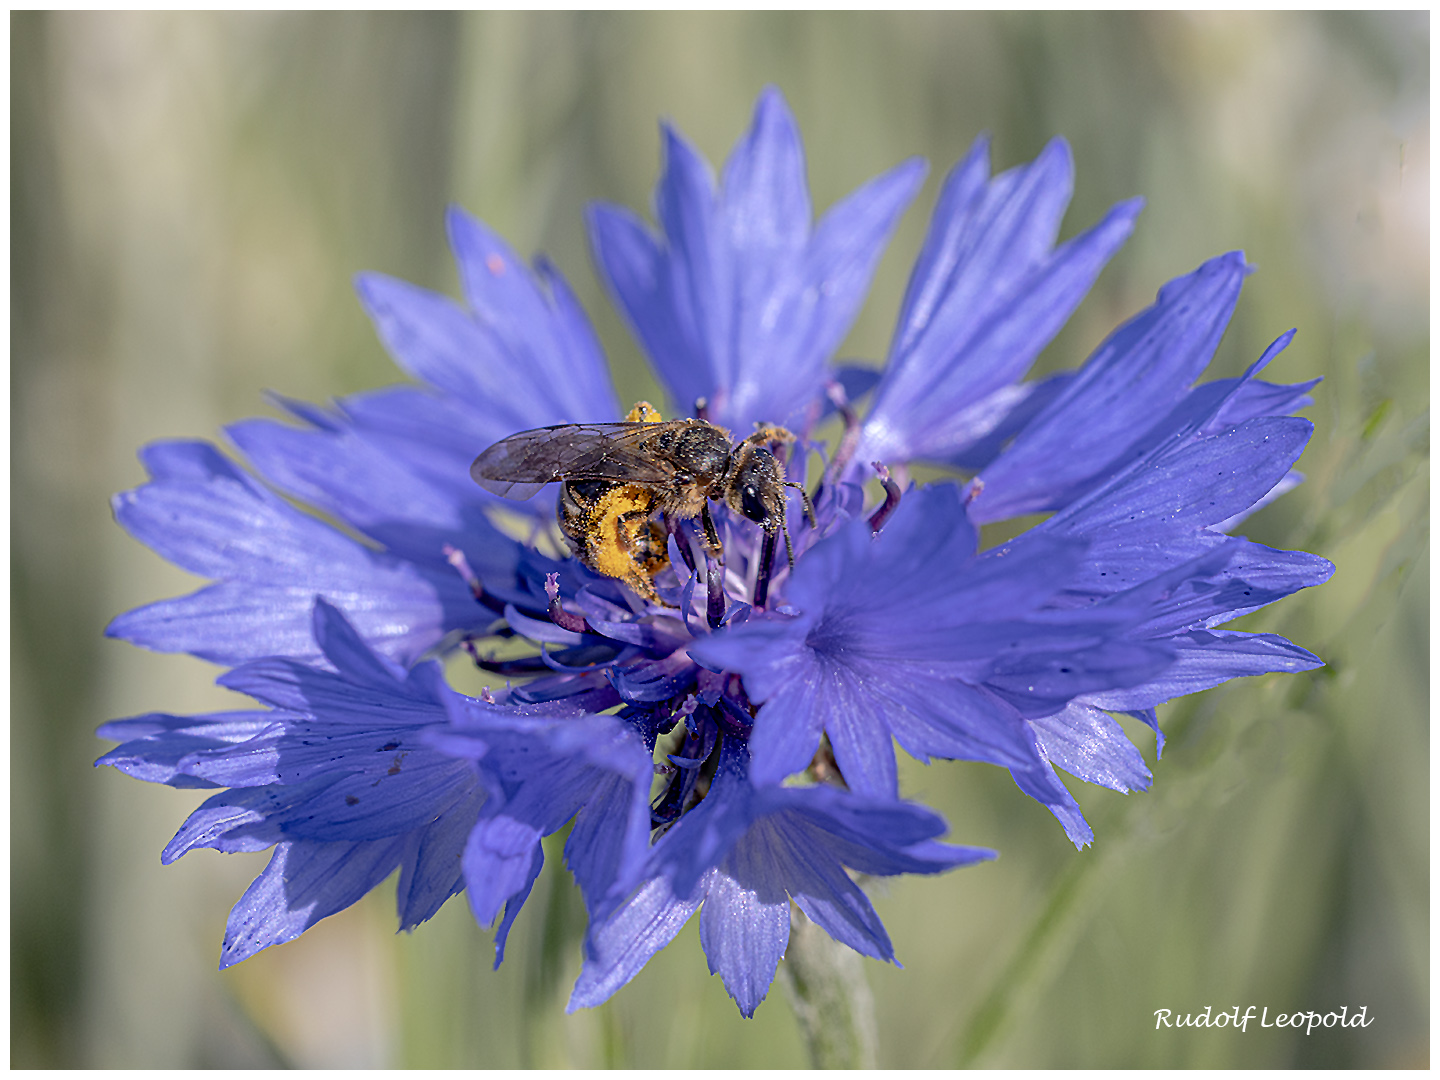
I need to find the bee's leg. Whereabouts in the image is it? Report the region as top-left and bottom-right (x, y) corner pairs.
(747, 424), (796, 456)
(753, 528), (778, 609)
(781, 519), (795, 572)
(616, 508), (669, 604)
(700, 501), (724, 558)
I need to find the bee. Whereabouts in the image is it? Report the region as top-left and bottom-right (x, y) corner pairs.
(470, 402), (808, 603)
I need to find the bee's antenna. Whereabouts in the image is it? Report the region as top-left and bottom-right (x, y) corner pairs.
(786, 480), (816, 528)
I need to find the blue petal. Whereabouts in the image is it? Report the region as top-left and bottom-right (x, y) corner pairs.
(492, 843), (546, 967)
(264, 759), (477, 842)
(446, 208), (621, 423)
(789, 658), (899, 796)
(219, 836), (410, 968)
(397, 788), (484, 931)
(738, 670), (832, 788)
(587, 202), (713, 417)
(698, 859), (791, 1018)
(356, 233), (618, 434)
(357, 274), (541, 433)
(95, 710), (283, 787)
(695, 486), (1098, 789)
(859, 135), (1141, 466)
(973, 252), (1249, 521)
(875, 668), (1046, 771)
(107, 442), (448, 665)
(1081, 629), (1324, 711)
(1029, 703), (1152, 793)
(1123, 541), (1334, 636)
(567, 876), (701, 1012)
(1009, 761), (1094, 849)
(721, 86), (811, 258)
(164, 782), (336, 861)
(983, 640), (1175, 719)
(650, 738), (758, 901)
(463, 814), (545, 926)
(591, 88), (923, 434)
(1035, 417), (1315, 598)
(435, 692), (655, 920)
(934, 370), (1076, 473)
(775, 845), (895, 964)
(564, 768), (655, 922)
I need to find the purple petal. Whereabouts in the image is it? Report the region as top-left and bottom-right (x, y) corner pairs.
(463, 814), (545, 926)
(1010, 761), (1094, 849)
(219, 836), (409, 968)
(727, 155), (927, 433)
(396, 789), (483, 930)
(1029, 703), (1152, 793)
(95, 710), (282, 787)
(743, 673), (832, 788)
(973, 252), (1249, 521)
(1038, 417), (1315, 597)
(1081, 629), (1324, 711)
(859, 135), (1141, 465)
(107, 442), (449, 665)
(591, 88), (923, 434)
(721, 86), (810, 258)
(698, 861), (791, 1018)
(567, 876), (701, 1012)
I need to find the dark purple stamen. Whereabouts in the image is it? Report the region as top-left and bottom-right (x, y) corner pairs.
(544, 572), (593, 635)
(650, 710), (715, 826)
(752, 529), (778, 609)
(463, 640), (554, 677)
(706, 553), (726, 628)
(868, 462), (902, 535)
(717, 696), (754, 736)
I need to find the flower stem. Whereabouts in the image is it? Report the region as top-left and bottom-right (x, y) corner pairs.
(779, 906), (878, 1068)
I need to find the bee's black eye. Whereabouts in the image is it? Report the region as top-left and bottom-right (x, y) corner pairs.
(741, 484), (768, 523)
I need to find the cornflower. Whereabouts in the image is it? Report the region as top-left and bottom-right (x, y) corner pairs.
(100, 87), (1330, 1016)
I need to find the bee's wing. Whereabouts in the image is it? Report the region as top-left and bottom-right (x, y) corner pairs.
(470, 421), (681, 500)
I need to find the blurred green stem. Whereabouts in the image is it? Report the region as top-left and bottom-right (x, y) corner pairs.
(779, 906), (878, 1068)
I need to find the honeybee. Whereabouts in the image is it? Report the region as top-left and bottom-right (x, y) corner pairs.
(470, 402), (808, 603)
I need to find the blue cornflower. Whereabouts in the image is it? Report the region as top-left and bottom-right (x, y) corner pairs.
(100, 86), (1330, 1016)
(569, 734), (992, 1018)
(98, 598), (481, 967)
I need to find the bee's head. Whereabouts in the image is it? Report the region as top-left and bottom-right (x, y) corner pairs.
(726, 444), (786, 529)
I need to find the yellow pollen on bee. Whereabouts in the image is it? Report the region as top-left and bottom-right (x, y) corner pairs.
(626, 401), (664, 423)
(586, 484), (667, 584)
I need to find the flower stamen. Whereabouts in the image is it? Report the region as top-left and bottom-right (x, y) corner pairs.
(706, 553), (726, 629)
(753, 529), (778, 609)
(443, 543), (486, 604)
(544, 572), (594, 635)
(867, 463), (902, 535)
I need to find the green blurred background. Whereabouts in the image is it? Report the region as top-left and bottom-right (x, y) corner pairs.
(12, 11), (1428, 1068)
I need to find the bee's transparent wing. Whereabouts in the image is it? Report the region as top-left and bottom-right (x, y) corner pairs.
(470, 421), (681, 500)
